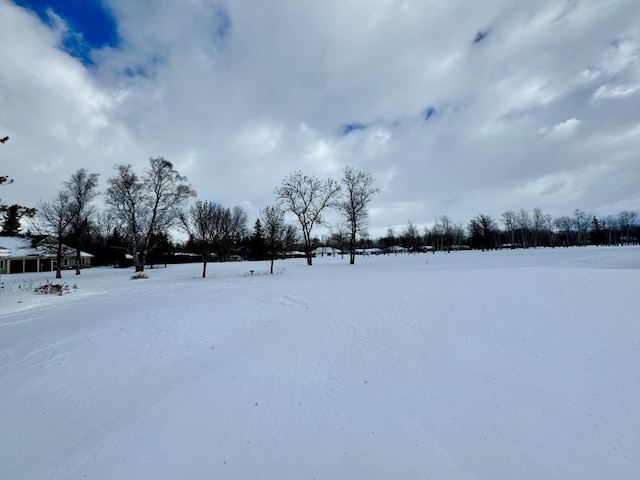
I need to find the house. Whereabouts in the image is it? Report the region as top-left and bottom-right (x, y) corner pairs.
(356, 248), (383, 255)
(312, 246), (342, 257)
(384, 245), (408, 254)
(0, 236), (93, 274)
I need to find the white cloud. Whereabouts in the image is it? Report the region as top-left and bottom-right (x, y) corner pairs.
(1, 0), (639, 235)
(593, 84), (640, 99)
(539, 118), (583, 139)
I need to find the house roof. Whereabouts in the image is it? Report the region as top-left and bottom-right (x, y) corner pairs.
(312, 246), (342, 254)
(0, 236), (94, 258)
(0, 236), (34, 256)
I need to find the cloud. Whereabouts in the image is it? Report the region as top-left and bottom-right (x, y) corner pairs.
(593, 84), (640, 99)
(2, 0), (640, 237)
(539, 118), (583, 139)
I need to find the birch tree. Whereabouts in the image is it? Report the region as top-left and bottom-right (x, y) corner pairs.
(106, 158), (195, 271)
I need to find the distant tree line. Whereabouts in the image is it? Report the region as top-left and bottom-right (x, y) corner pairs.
(374, 208), (639, 253)
(1, 146), (638, 278)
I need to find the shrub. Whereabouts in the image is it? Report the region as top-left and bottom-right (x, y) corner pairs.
(33, 282), (69, 296)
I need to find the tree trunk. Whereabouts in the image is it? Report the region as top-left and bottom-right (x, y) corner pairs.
(55, 244), (63, 279)
(133, 251), (144, 272)
(349, 232), (356, 265)
(202, 258), (207, 278)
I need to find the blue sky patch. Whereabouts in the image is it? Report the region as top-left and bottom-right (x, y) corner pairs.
(473, 30), (489, 43)
(214, 8), (231, 41)
(339, 122), (368, 136)
(14, 0), (119, 65)
(424, 107), (437, 121)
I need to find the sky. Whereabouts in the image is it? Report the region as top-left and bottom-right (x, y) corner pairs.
(1, 0), (639, 239)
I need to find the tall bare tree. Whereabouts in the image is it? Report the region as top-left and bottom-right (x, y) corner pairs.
(214, 204), (248, 262)
(517, 209), (531, 248)
(554, 216), (573, 246)
(573, 209), (590, 246)
(501, 210), (517, 246)
(106, 158), (195, 271)
(338, 167), (378, 264)
(275, 171), (340, 265)
(618, 210), (638, 244)
(401, 220), (420, 252)
(437, 215), (454, 252)
(180, 200), (218, 278)
(65, 169), (99, 275)
(468, 214), (498, 250)
(37, 191), (74, 278)
(260, 204), (287, 274)
(531, 207), (545, 247)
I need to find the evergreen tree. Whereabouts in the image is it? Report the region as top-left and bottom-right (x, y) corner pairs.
(1, 204), (36, 235)
(589, 217), (607, 246)
(250, 218), (267, 260)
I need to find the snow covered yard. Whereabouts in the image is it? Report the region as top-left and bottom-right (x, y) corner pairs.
(1, 247), (639, 479)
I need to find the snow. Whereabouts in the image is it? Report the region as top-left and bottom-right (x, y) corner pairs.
(1, 246), (639, 479)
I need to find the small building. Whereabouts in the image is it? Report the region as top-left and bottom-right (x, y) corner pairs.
(312, 246), (342, 257)
(356, 248), (383, 255)
(384, 245), (408, 254)
(0, 236), (93, 274)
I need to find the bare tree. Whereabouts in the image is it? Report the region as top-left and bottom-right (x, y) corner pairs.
(328, 224), (349, 259)
(180, 200), (218, 278)
(468, 214), (499, 250)
(436, 215), (454, 252)
(602, 215), (618, 245)
(275, 171), (341, 265)
(105, 165), (146, 270)
(517, 209), (531, 248)
(338, 167), (379, 264)
(260, 205), (287, 274)
(554, 216), (573, 246)
(401, 220), (420, 252)
(531, 207), (545, 247)
(143, 158), (196, 265)
(65, 169), (99, 275)
(215, 204), (248, 262)
(37, 191), (74, 278)
(106, 158), (195, 271)
(618, 210), (638, 244)
(544, 213), (556, 247)
(501, 210), (517, 246)
(573, 209), (590, 246)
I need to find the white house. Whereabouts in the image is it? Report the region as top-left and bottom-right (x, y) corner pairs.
(0, 236), (93, 274)
(312, 246), (342, 257)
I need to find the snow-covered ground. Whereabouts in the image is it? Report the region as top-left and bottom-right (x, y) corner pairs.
(1, 246), (639, 479)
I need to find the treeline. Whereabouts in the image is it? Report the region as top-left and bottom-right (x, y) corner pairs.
(1, 157), (638, 279)
(369, 208), (639, 253)
(1, 159), (380, 277)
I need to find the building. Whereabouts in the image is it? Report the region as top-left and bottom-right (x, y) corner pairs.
(0, 236), (93, 274)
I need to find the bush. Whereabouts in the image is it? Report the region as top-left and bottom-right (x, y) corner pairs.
(33, 282), (69, 296)
(131, 273), (149, 280)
